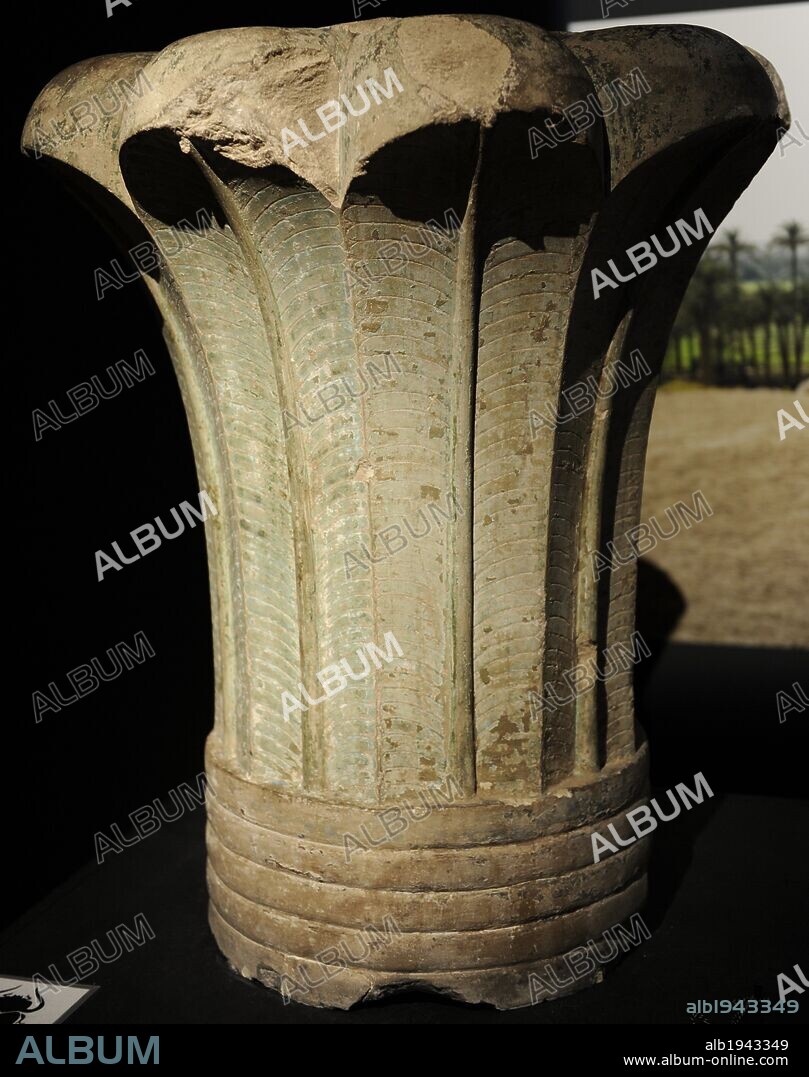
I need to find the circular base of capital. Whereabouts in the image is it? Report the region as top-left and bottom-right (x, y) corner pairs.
(205, 739), (650, 1009)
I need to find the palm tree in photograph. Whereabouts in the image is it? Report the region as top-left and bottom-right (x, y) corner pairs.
(715, 229), (755, 374)
(772, 221), (809, 294)
(682, 255), (734, 385)
(715, 228), (755, 286)
(771, 221), (808, 380)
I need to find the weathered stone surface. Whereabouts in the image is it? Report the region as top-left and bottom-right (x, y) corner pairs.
(23, 17), (786, 1008)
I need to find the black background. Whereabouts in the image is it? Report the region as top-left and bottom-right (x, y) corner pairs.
(5, 0), (808, 1025)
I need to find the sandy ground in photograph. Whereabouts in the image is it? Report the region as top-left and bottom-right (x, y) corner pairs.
(640, 383), (809, 648)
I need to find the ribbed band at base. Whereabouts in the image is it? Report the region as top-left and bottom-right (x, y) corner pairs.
(205, 738), (650, 1009)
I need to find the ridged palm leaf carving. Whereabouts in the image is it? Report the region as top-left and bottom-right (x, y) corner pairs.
(24, 16), (786, 1008)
